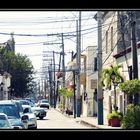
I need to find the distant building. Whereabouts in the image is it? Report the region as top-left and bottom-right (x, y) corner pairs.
(0, 32), (15, 52)
(81, 46), (97, 117)
(5, 32), (15, 52)
(0, 33), (15, 100)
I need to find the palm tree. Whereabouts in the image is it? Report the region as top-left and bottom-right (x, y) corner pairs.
(101, 65), (124, 90)
(100, 64), (124, 112)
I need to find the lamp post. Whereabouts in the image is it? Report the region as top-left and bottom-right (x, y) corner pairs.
(110, 71), (118, 112)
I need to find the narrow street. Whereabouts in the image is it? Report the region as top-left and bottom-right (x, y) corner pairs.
(37, 108), (93, 129)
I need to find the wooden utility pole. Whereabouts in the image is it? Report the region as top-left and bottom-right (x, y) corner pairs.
(53, 51), (56, 108)
(61, 33), (65, 88)
(48, 62), (53, 106)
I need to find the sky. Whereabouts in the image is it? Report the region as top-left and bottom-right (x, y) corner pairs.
(0, 11), (97, 79)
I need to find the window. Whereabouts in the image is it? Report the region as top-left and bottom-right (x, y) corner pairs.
(94, 57), (97, 71)
(111, 26), (113, 51)
(106, 31), (108, 53)
(0, 105), (19, 118)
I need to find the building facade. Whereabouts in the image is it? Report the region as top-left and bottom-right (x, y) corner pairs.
(99, 11), (140, 121)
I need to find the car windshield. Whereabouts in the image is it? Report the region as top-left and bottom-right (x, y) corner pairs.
(0, 105), (20, 118)
(23, 107), (33, 113)
(19, 100), (29, 105)
(32, 107), (44, 111)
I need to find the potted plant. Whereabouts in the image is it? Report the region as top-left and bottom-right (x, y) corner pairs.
(107, 111), (123, 127)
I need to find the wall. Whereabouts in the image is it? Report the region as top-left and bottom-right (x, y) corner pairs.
(82, 46), (97, 117)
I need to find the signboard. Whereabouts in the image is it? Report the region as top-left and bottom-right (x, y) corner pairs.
(91, 79), (97, 89)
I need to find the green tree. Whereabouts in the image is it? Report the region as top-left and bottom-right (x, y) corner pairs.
(58, 87), (73, 110)
(58, 87), (73, 98)
(119, 79), (140, 96)
(119, 79), (140, 104)
(100, 65), (124, 112)
(0, 47), (35, 98)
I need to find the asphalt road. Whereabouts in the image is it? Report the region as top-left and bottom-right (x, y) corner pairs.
(37, 108), (92, 129)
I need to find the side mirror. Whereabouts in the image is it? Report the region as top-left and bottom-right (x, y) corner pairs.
(23, 108), (29, 114)
(21, 115), (28, 123)
(34, 111), (37, 116)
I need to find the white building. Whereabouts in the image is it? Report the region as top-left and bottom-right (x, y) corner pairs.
(0, 72), (11, 100)
(81, 46), (97, 117)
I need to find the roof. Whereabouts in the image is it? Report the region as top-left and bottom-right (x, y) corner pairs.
(0, 100), (15, 105)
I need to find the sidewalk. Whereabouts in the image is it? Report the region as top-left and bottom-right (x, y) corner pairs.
(75, 116), (122, 129)
(55, 107), (122, 129)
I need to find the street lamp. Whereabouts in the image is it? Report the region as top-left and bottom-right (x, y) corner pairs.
(110, 71), (118, 112)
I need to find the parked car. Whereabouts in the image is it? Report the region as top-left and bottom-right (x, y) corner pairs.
(0, 113), (13, 129)
(22, 105), (37, 129)
(0, 100), (28, 129)
(31, 106), (47, 119)
(18, 99), (30, 105)
(38, 99), (50, 109)
(25, 98), (35, 104)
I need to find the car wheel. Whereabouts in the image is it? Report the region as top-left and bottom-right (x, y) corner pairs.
(39, 116), (44, 120)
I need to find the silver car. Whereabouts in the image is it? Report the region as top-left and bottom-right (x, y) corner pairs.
(31, 107), (47, 120)
(22, 105), (37, 129)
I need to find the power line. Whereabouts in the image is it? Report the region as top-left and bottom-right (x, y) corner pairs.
(0, 17), (95, 25)
(0, 20), (118, 37)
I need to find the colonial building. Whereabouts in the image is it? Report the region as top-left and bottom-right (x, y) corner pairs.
(96, 11), (140, 121)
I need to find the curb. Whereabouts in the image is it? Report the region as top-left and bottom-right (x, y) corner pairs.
(55, 108), (74, 118)
(76, 120), (99, 128)
(76, 119), (122, 129)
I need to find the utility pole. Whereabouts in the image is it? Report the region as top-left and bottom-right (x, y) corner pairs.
(38, 80), (41, 99)
(76, 11), (81, 117)
(97, 11), (103, 125)
(53, 51), (56, 108)
(130, 11), (139, 105)
(48, 61), (53, 106)
(61, 33), (65, 88)
(41, 79), (43, 98)
(56, 52), (62, 105)
(44, 79), (47, 99)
